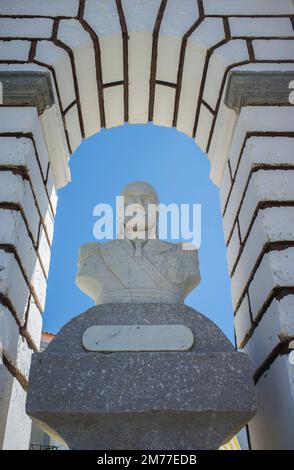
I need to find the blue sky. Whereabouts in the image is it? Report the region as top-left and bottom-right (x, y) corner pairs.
(43, 124), (235, 343)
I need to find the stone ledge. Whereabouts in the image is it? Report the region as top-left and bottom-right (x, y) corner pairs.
(225, 71), (294, 112)
(0, 72), (54, 115)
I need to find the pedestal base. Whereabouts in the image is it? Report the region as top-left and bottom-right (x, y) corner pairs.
(26, 303), (256, 450)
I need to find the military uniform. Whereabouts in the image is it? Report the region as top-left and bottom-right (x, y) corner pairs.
(76, 239), (200, 305)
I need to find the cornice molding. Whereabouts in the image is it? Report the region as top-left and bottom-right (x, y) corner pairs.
(0, 71), (54, 115)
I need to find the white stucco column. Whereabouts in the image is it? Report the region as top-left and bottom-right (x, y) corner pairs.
(220, 106), (294, 449)
(0, 107), (58, 449)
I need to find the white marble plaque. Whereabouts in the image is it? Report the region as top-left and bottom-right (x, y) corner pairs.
(82, 325), (194, 352)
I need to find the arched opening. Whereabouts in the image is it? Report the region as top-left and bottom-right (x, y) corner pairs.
(23, 0), (250, 189)
(43, 123), (234, 341)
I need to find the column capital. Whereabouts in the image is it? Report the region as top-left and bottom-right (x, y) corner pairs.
(0, 71), (54, 115)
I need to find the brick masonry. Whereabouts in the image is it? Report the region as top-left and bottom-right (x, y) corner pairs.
(0, 110), (55, 450)
(0, 0), (293, 450)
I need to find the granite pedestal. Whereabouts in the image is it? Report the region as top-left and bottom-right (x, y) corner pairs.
(26, 303), (256, 449)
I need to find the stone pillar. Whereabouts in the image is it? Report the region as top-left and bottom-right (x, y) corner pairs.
(0, 70), (64, 448)
(220, 105), (294, 449)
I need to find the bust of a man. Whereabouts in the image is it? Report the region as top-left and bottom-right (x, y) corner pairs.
(76, 182), (200, 304)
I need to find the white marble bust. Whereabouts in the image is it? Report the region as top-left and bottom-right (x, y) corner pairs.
(76, 182), (200, 304)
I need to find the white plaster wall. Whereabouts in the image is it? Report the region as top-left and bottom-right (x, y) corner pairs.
(2, 376), (32, 450)
(248, 355), (294, 450)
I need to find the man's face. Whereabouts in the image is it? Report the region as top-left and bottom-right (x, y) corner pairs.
(124, 190), (157, 234)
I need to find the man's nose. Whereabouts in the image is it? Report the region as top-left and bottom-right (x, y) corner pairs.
(135, 198), (144, 206)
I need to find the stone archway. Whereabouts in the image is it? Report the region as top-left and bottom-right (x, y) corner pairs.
(0, 0), (294, 449)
